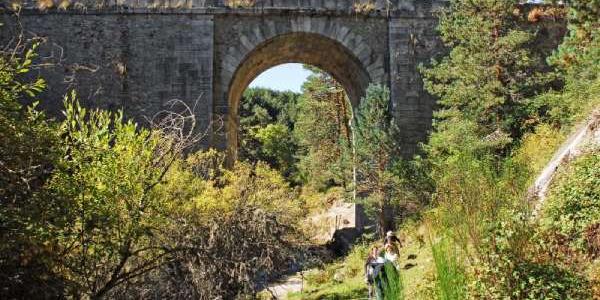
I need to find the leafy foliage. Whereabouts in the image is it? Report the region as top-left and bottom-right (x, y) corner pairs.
(548, 0), (599, 70)
(541, 11), (600, 126)
(470, 217), (591, 300)
(514, 124), (566, 176)
(294, 70), (353, 190)
(0, 40), (64, 299)
(0, 43), (301, 298)
(46, 94), (178, 298)
(422, 0), (558, 157)
(238, 87), (299, 178)
(543, 149), (600, 253)
(420, 1), (599, 299)
(98, 151), (301, 299)
(254, 123), (296, 178)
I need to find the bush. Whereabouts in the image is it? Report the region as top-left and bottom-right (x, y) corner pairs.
(121, 157), (303, 299)
(543, 148), (600, 253)
(1, 68), (301, 299)
(0, 40), (65, 299)
(339, 243), (370, 279)
(470, 217), (591, 300)
(515, 124), (566, 176)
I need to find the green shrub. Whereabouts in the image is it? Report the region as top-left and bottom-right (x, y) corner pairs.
(339, 243), (370, 278)
(0, 40), (64, 299)
(543, 148), (600, 252)
(470, 218), (591, 300)
(515, 124), (566, 177)
(473, 258), (591, 300)
(305, 264), (339, 286)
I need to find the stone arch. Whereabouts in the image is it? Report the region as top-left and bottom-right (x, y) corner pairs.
(226, 31), (372, 160)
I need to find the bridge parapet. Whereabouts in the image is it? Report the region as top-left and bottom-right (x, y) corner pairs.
(9, 0), (447, 16)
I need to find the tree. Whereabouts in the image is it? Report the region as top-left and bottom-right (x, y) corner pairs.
(549, 0), (599, 69)
(543, 0), (600, 125)
(108, 158), (301, 299)
(238, 87), (300, 179)
(254, 123), (296, 177)
(354, 84), (401, 238)
(418, 2), (598, 298)
(294, 69), (353, 190)
(45, 94), (203, 298)
(422, 0), (558, 159)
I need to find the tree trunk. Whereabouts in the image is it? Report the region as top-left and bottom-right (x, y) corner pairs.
(378, 200), (395, 239)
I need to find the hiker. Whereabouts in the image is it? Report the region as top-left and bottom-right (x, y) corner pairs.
(384, 241), (399, 265)
(365, 246), (386, 299)
(385, 230), (402, 247)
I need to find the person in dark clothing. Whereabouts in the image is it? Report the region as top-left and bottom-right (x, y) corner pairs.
(365, 246), (385, 299)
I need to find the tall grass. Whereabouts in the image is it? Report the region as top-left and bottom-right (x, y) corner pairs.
(430, 237), (466, 300)
(381, 262), (404, 300)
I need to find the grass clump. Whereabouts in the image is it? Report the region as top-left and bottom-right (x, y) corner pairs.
(429, 236), (466, 300)
(226, 0), (255, 8)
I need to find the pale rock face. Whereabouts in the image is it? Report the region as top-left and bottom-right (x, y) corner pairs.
(531, 110), (600, 215)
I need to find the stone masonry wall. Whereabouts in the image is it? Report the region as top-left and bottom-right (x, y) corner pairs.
(1, 14), (215, 146)
(2, 1), (448, 157)
(389, 17), (444, 156)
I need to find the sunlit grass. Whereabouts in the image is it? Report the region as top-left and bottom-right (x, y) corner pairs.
(288, 222), (438, 299)
(430, 236), (467, 300)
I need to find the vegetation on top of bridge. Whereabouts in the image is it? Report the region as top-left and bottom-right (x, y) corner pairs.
(4, 0), (449, 15)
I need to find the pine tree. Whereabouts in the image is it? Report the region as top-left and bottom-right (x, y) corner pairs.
(294, 70), (353, 190)
(354, 84), (401, 238)
(549, 0), (599, 69)
(544, 0), (600, 126)
(422, 0), (557, 158)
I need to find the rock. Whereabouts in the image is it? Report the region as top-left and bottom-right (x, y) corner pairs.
(329, 227), (362, 256)
(333, 271), (345, 283)
(309, 202), (369, 255)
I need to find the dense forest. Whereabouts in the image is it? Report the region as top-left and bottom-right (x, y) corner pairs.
(1, 0), (599, 299)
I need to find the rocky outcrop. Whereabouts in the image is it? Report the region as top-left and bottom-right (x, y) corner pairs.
(531, 109), (600, 215)
(307, 202), (368, 255)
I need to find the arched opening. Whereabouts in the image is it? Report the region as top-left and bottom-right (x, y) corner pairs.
(239, 64), (355, 189)
(227, 32), (371, 161)
(236, 62), (366, 293)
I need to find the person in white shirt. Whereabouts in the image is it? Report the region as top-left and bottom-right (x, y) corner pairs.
(384, 242), (399, 263)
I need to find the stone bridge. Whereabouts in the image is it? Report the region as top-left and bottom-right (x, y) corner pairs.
(1, 0), (447, 158)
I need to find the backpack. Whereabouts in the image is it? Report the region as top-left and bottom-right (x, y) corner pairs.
(366, 261), (384, 284)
